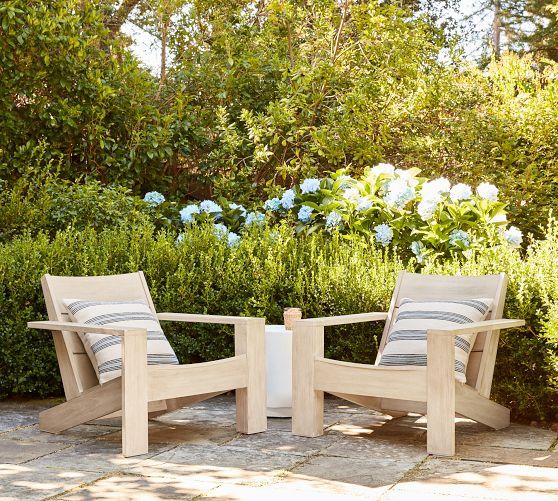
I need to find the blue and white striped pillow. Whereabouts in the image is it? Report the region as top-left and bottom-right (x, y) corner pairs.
(63, 299), (179, 384)
(378, 298), (493, 382)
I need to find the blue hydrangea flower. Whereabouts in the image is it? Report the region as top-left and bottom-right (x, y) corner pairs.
(449, 183), (472, 203)
(298, 205), (314, 223)
(263, 197), (282, 212)
(180, 204), (200, 224)
(213, 223), (229, 238)
(143, 191), (165, 206)
(281, 189), (296, 210)
(356, 197), (373, 212)
(384, 179), (415, 207)
(200, 200), (223, 214)
(504, 226), (522, 247)
(228, 203), (247, 216)
(417, 199), (439, 221)
(300, 178), (321, 194)
(449, 229), (470, 247)
(325, 211), (342, 231)
(476, 182), (499, 201)
(410, 241), (425, 263)
(245, 211), (265, 226)
(228, 232), (241, 247)
(374, 224), (393, 247)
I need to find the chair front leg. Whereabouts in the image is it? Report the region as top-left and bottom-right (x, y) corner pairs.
(122, 329), (149, 457)
(427, 331), (456, 456)
(292, 322), (324, 437)
(235, 318), (267, 434)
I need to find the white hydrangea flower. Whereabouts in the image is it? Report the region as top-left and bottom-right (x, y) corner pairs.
(417, 199), (439, 221)
(343, 187), (360, 201)
(476, 182), (499, 201)
(420, 178), (450, 202)
(384, 179), (415, 207)
(180, 204), (200, 224)
(449, 183), (472, 203)
(504, 226), (523, 247)
(371, 163), (395, 177)
(395, 168), (419, 187)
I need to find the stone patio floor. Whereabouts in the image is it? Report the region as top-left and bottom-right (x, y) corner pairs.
(1, 395), (557, 500)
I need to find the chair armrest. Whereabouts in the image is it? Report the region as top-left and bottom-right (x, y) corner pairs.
(427, 318), (525, 337)
(294, 312), (388, 328)
(157, 312), (262, 326)
(27, 321), (146, 337)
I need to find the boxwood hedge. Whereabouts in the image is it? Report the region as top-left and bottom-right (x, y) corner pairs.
(0, 224), (555, 423)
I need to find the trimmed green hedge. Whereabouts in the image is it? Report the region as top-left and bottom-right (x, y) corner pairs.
(0, 224), (556, 422)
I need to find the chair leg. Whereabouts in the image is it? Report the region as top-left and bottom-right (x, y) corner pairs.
(235, 318), (267, 434)
(292, 323), (324, 437)
(427, 332), (455, 456)
(121, 329), (149, 457)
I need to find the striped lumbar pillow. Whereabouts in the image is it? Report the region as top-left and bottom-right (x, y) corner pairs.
(378, 298), (493, 382)
(63, 299), (179, 384)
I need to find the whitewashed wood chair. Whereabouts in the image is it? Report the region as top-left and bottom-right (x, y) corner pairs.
(292, 271), (524, 456)
(28, 272), (266, 457)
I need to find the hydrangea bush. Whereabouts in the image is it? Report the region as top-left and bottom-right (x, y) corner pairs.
(144, 164), (523, 258)
(260, 165), (521, 260)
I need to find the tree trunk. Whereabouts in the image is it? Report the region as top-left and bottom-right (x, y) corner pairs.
(492, 0), (501, 58)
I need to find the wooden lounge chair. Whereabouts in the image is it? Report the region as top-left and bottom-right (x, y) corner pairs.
(292, 271), (525, 456)
(28, 272), (266, 457)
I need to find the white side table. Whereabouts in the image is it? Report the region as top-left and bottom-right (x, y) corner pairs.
(265, 325), (292, 417)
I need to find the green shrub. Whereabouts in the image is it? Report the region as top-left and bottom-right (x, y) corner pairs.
(0, 174), (151, 241)
(0, 224), (556, 422)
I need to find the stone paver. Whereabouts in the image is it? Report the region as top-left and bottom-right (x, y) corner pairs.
(291, 454), (416, 488)
(383, 458), (558, 500)
(0, 463), (102, 501)
(0, 438), (70, 464)
(60, 472), (218, 500)
(0, 395), (556, 500)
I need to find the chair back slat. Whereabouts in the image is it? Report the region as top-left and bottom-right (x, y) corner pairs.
(375, 271), (507, 392)
(40, 272), (155, 399)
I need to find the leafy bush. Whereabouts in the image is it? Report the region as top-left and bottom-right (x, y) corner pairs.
(0, 174), (150, 241)
(0, 0), (191, 191)
(0, 223), (555, 422)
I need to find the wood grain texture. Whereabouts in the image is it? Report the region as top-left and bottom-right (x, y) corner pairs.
(292, 322), (324, 437)
(295, 312), (388, 327)
(39, 377), (122, 433)
(456, 382), (510, 429)
(314, 358), (427, 401)
(158, 312), (254, 325)
(235, 318), (267, 434)
(427, 319), (524, 337)
(148, 356), (247, 401)
(122, 329), (149, 457)
(427, 331), (455, 456)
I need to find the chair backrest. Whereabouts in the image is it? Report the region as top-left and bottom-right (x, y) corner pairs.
(40, 272), (156, 400)
(375, 271), (508, 397)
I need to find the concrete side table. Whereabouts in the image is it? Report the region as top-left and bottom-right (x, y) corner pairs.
(265, 325), (292, 417)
